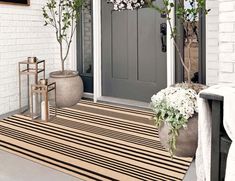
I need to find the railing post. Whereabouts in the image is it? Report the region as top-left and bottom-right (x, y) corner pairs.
(211, 100), (223, 181)
(199, 93), (224, 181)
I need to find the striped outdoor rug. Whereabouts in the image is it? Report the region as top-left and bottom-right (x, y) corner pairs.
(0, 100), (192, 181)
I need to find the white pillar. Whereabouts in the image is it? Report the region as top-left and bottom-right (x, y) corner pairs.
(167, 4), (175, 86)
(69, 30), (77, 71)
(93, 0), (102, 102)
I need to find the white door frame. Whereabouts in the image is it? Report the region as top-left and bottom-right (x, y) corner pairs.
(93, 0), (102, 102)
(167, 5), (175, 86)
(92, 0), (175, 102)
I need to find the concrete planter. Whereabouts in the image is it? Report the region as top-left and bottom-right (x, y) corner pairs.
(158, 114), (198, 157)
(49, 70), (84, 108)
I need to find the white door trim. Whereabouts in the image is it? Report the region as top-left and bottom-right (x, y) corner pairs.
(167, 6), (175, 86)
(93, 0), (102, 102)
(69, 29), (77, 71)
(92, 0), (175, 102)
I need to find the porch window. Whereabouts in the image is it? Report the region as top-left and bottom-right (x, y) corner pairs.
(77, 0), (93, 93)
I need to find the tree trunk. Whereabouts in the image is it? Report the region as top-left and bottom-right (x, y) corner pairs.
(59, 41), (64, 73)
(61, 60), (65, 73)
(186, 39), (193, 84)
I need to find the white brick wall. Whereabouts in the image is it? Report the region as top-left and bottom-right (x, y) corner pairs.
(206, 0), (235, 85)
(0, 0), (74, 115)
(206, 0), (219, 85)
(218, 0), (235, 83)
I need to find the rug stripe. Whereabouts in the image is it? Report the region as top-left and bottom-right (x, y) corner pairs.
(51, 110), (158, 142)
(0, 141), (114, 181)
(52, 115), (165, 150)
(57, 107), (157, 133)
(0, 124), (183, 178)
(0, 128), (141, 180)
(65, 106), (155, 128)
(52, 109), (158, 137)
(14, 114), (192, 164)
(2, 117), (189, 171)
(0, 126), (182, 180)
(0, 101), (193, 180)
(8, 115), (191, 166)
(79, 100), (153, 116)
(5, 116), (191, 166)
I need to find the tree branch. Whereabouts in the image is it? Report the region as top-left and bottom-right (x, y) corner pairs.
(49, 8), (60, 42)
(63, 16), (76, 62)
(166, 14), (190, 77)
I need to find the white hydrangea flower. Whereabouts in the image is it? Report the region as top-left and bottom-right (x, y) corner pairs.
(151, 86), (198, 121)
(107, 0), (146, 11)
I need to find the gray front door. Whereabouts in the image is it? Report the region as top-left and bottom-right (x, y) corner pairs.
(102, 1), (167, 102)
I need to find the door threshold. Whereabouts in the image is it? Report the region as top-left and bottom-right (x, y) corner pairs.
(83, 92), (94, 99)
(97, 96), (151, 111)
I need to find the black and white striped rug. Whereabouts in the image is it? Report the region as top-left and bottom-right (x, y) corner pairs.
(0, 100), (192, 181)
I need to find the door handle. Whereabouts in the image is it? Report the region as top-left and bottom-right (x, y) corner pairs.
(160, 23), (167, 52)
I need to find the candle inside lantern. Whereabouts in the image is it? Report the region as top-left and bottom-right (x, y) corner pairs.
(41, 101), (49, 121)
(32, 94), (37, 114)
(41, 101), (46, 120)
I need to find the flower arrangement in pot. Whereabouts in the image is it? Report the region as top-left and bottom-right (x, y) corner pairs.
(151, 83), (206, 157)
(146, 0), (210, 157)
(42, 0), (85, 107)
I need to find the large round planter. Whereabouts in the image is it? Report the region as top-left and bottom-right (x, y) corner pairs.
(158, 114), (198, 157)
(49, 70), (84, 108)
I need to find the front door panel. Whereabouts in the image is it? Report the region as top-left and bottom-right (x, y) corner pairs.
(102, 1), (167, 102)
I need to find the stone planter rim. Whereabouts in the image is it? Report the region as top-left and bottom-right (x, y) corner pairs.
(49, 70), (79, 78)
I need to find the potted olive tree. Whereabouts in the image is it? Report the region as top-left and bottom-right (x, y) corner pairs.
(42, 0), (84, 107)
(148, 0), (210, 157)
